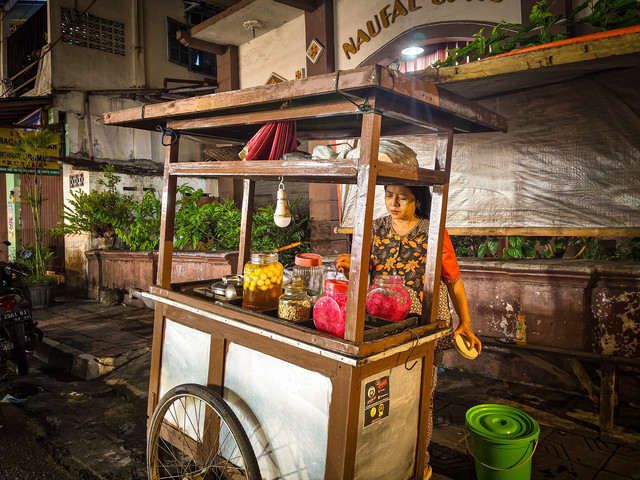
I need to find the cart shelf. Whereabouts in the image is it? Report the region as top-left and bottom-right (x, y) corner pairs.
(104, 65), (507, 139)
(103, 65), (506, 480)
(169, 159), (449, 185)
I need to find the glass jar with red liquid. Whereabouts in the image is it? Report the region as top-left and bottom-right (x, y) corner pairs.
(313, 279), (348, 337)
(366, 275), (411, 322)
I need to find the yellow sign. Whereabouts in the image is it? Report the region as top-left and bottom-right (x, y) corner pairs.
(0, 127), (61, 176)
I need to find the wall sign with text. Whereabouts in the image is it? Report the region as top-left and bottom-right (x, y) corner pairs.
(342, 0), (504, 60)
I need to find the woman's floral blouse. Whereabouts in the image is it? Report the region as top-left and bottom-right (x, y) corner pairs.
(370, 216), (461, 318)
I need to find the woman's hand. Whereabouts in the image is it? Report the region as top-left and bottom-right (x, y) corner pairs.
(334, 253), (351, 279)
(453, 325), (482, 355)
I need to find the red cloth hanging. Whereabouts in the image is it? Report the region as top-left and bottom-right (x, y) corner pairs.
(244, 120), (297, 160)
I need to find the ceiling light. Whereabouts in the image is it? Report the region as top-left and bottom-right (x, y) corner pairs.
(401, 46), (424, 56)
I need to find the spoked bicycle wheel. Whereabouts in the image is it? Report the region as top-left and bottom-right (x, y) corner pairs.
(147, 383), (261, 480)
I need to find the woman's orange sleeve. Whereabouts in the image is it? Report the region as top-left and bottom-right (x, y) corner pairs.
(441, 229), (461, 283)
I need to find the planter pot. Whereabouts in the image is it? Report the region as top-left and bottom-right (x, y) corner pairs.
(95, 236), (116, 250)
(25, 283), (56, 309)
(84, 250), (239, 304)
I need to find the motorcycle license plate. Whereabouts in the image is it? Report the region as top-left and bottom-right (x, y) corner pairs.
(0, 308), (31, 323)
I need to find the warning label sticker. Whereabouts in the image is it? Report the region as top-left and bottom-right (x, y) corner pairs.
(364, 376), (390, 427)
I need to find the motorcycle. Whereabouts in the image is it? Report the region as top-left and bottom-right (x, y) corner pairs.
(0, 241), (43, 375)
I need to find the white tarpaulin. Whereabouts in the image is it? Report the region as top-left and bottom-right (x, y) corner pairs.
(340, 67), (640, 230)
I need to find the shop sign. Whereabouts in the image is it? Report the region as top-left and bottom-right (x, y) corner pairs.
(0, 127), (61, 176)
(342, 0), (504, 60)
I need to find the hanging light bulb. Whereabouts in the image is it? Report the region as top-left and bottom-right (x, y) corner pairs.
(274, 178), (292, 228)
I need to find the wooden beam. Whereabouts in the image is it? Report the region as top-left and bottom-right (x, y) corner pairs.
(275, 0), (319, 12)
(600, 362), (616, 433)
(419, 26), (640, 87)
(237, 180), (255, 274)
(345, 111), (381, 343)
(157, 140), (179, 289)
(570, 358), (600, 406)
(422, 130), (453, 325)
(190, 0), (257, 37)
(335, 227), (640, 238)
(216, 44), (239, 92)
(304, 0), (334, 76)
(176, 29), (227, 55)
(168, 100), (360, 130)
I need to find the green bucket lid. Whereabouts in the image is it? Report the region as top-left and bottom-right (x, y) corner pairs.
(466, 404), (540, 444)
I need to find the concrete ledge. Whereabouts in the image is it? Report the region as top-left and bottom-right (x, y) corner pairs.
(35, 338), (150, 380)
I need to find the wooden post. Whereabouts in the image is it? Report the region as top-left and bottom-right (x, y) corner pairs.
(216, 45), (239, 92)
(600, 362), (616, 432)
(157, 135), (179, 289)
(422, 129), (453, 325)
(344, 111), (381, 343)
(237, 179), (255, 273)
(304, 0), (335, 77)
(416, 342), (436, 478)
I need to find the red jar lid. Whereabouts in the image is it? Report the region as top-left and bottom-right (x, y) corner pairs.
(325, 279), (348, 293)
(295, 253), (322, 267)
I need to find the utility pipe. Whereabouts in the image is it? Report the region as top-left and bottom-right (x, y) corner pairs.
(84, 92), (94, 161)
(132, 0), (146, 88)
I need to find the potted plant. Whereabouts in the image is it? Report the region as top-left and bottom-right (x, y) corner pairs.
(51, 165), (134, 249)
(12, 128), (59, 307)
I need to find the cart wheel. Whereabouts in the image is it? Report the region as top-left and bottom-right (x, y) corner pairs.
(148, 383), (261, 480)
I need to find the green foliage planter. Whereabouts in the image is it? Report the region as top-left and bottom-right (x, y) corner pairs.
(51, 165), (133, 247)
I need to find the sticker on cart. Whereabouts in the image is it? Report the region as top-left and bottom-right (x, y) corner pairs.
(364, 376), (390, 427)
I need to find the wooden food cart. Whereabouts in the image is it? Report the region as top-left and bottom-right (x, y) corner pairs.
(104, 65), (507, 480)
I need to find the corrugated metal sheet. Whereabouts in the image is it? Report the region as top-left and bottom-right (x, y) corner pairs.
(20, 170), (64, 270)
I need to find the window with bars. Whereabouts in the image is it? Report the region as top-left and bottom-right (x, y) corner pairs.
(167, 17), (216, 76)
(61, 7), (125, 56)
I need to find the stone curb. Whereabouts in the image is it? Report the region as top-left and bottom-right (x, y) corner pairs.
(35, 338), (150, 380)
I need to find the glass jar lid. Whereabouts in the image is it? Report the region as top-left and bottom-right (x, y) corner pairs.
(250, 252), (279, 264)
(295, 253), (322, 267)
(325, 279), (348, 294)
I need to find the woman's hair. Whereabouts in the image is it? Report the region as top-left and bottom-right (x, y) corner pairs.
(384, 185), (432, 219)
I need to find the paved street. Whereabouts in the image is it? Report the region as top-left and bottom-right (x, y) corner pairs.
(0, 294), (639, 479)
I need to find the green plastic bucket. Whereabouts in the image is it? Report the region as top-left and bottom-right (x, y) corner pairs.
(465, 404), (540, 480)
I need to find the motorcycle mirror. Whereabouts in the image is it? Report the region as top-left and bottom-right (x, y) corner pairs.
(19, 250), (33, 259)
(2, 240), (10, 246)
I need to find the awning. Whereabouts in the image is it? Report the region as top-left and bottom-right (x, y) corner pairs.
(0, 96), (53, 125)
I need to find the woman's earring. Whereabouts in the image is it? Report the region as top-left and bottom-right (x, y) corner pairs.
(416, 201), (421, 208)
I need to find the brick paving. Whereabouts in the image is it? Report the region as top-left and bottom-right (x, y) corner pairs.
(28, 293), (640, 480)
(431, 370), (640, 480)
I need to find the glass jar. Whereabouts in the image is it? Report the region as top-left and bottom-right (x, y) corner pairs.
(366, 275), (411, 322)
(278, 276), (312, 322)
(242, 252), (283, 311)
(313, 279), (349, 337)
(292, 253), (324, 302)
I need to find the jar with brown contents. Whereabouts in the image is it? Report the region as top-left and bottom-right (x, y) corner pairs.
(242, 252), (283, 311)
(278, 277), (312, 322)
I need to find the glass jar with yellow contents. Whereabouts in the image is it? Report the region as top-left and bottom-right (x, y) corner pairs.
(242, 252), (283, 311)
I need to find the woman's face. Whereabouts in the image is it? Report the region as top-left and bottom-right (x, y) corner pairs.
(385, 186), (416, 221)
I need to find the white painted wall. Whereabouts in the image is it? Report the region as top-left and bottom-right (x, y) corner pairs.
(47, 0), (211, 91)
(238, 14), (306, 89)
(235, 0), (520, 86)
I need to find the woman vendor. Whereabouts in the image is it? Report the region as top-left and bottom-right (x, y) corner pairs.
(334, 184), (481, 479)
